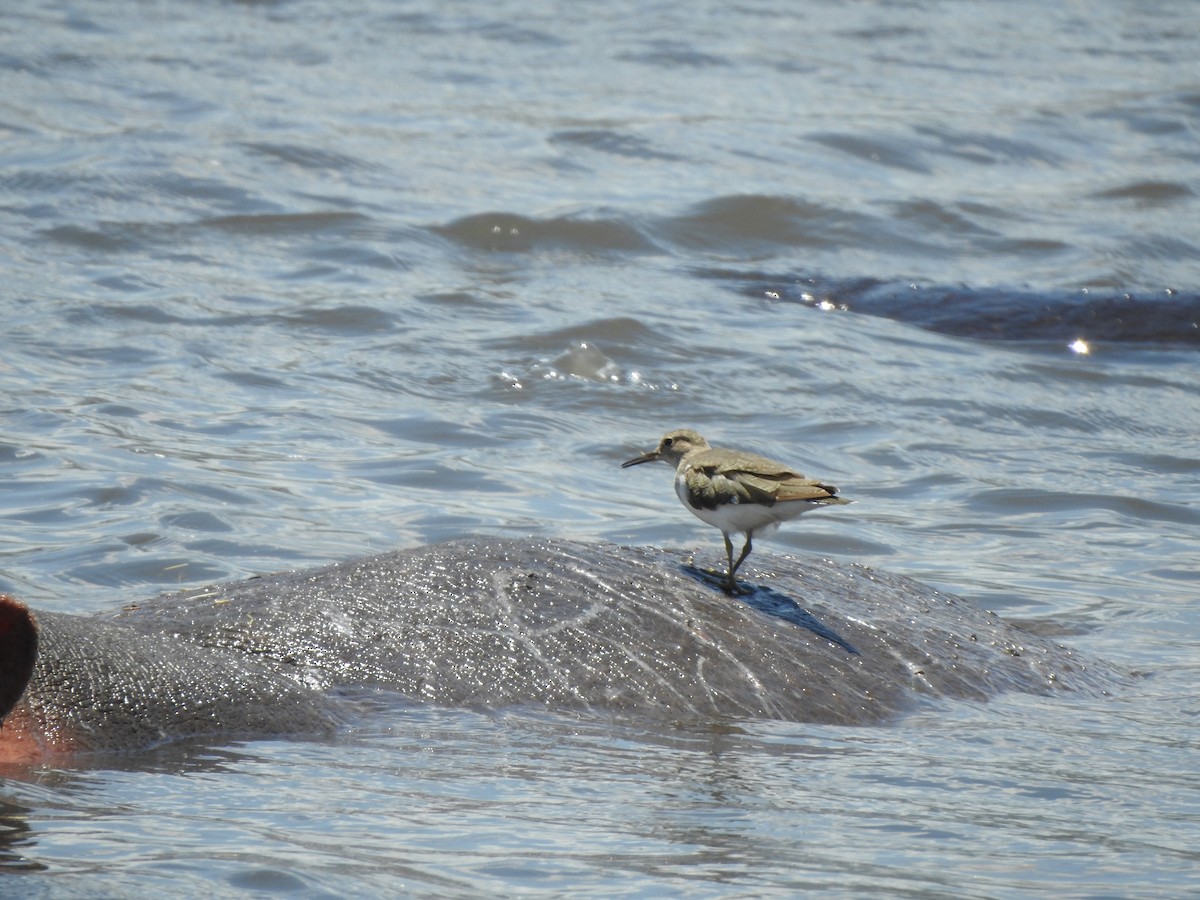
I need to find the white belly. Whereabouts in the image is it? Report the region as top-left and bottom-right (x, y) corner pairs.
(674, 473), (810, 536)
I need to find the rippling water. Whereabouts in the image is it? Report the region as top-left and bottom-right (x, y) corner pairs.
(2, 0), (1198, 895)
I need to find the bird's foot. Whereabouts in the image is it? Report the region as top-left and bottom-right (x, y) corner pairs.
(722, 576), (749, 597)
(682, 564), (752, 596)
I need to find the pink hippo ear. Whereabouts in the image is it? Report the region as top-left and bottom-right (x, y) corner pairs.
(0, 595), (38, 724)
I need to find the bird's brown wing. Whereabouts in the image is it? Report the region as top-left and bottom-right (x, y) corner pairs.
(688, 449), (846, 508)
(730, 470), (840, 504)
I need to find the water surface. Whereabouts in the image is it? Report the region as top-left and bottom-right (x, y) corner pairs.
(2, 0), (1198, 896)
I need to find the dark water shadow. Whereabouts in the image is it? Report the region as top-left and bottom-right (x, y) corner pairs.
(0, 797), (45, 873)
(699, 268), (1200, 347)
(680, 565), (859, 655)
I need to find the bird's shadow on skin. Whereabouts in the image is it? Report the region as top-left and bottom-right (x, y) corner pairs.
(681, 564), (860, 655)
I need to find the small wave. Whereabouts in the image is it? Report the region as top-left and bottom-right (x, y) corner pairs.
(200, 211), (369, 235)
(1089, 180), (1195, 207)
(433, 212), (659, 255)
(549, 129), (682, 161)
(651, 195), (906, 256)
(497, 341), (660, 391)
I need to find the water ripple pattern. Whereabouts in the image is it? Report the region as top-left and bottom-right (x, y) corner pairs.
(1, 0), (1198, 896)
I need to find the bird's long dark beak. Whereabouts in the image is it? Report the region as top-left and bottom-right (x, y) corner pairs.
(620, 450), (659, 468)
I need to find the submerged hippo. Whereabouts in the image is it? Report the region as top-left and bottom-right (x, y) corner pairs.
(0, 538), (1116, 764)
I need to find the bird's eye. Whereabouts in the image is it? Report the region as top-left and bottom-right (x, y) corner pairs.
(662, 438), (673, 447)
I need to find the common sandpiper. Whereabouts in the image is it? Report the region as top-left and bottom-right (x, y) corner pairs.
(621, 428), (850, 594)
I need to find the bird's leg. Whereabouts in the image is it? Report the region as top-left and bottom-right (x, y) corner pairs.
(730, 532), (754, 576)
(722, 533), (739, 594)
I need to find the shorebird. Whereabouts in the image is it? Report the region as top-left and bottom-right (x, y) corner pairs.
(621, 428), (849, 594)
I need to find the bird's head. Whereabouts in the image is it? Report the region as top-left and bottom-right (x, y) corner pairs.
(621, 429), (710, 469)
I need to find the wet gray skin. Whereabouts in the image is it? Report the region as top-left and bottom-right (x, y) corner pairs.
(5, 538), (1119, 756)
(17, 611), (341, 754)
